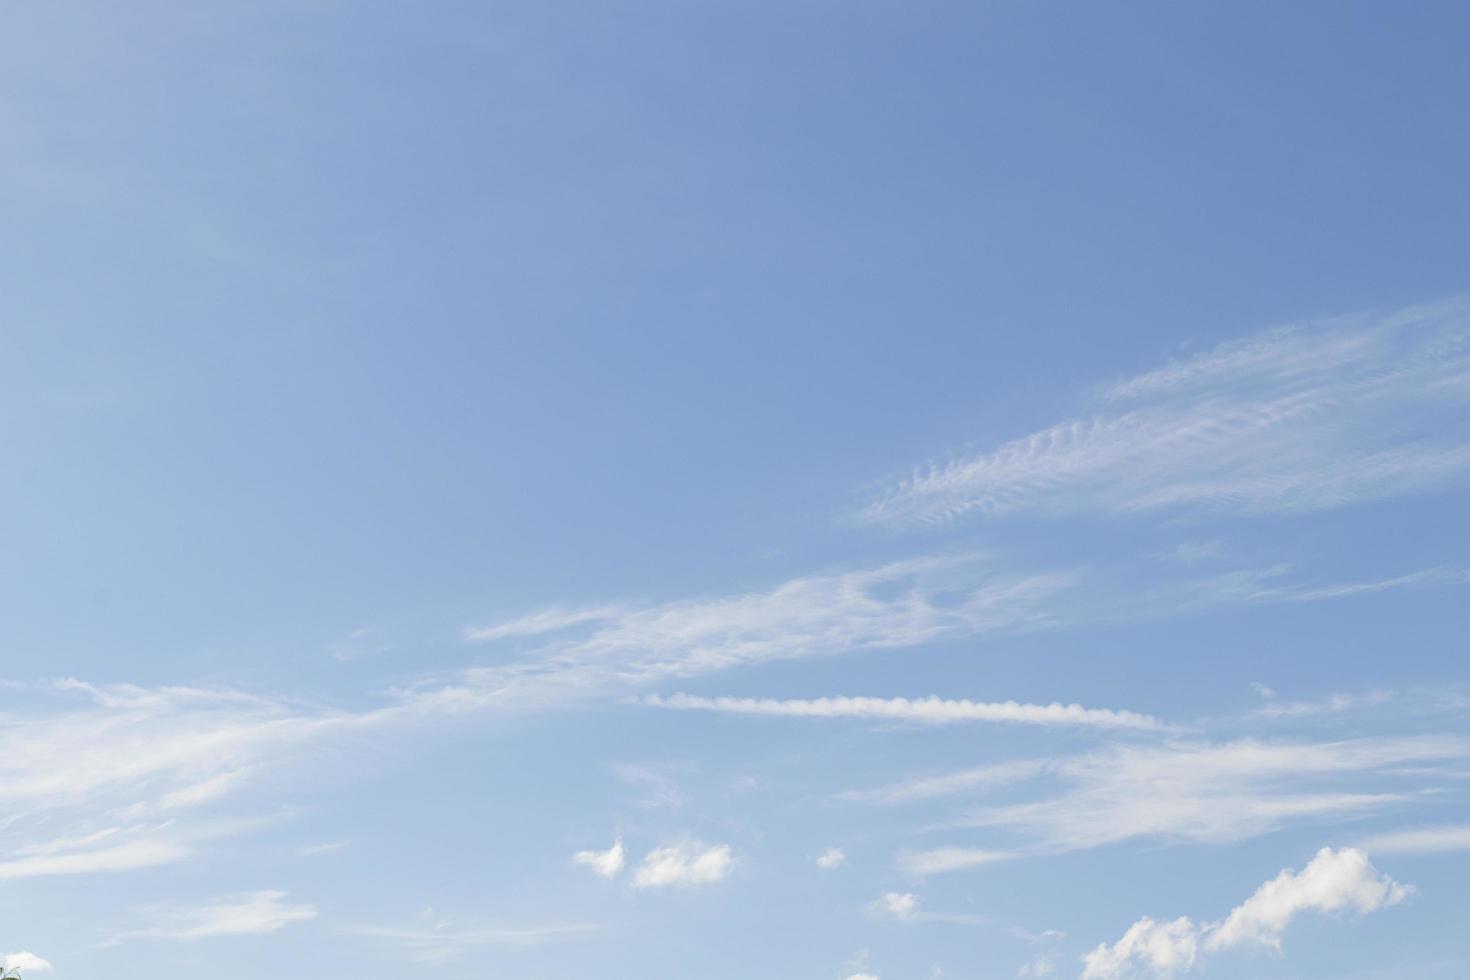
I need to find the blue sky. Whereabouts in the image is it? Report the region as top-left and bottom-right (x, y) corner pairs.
(2, 2), (1469, 978)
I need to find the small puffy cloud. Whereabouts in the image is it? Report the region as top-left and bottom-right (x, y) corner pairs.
(573, 839), (625, 879)
(1081, 848), (1409, 978)
(632, 840), (733, 888)
(846, 975), (880, 980)
(1, 951), (52, 973)
(1081, 917), (1198, 979)
(870, 892), (920, 921)
(1205, 847), (1410, 952)
(816, 847), (846, 870)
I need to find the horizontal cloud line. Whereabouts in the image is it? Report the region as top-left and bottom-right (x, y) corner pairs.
(636, 693), (1163, 730)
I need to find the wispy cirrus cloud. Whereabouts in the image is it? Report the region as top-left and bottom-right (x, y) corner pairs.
(1356, 824), (1470, 854)
(109, 891), (317, 944)
(440, 552), (1465, 718)
(844, 737), (1470, 866)
(352, 913), (603, 966)
(954, 737), (1469, 854)
(858, 300), (1470, 527)
(1082, 848), (1409, 979)
(896, 846), (1011, 876)
(0, 680), (384, 882)
(636, 693), (1163, 730)
(437, 555), (1077, 710)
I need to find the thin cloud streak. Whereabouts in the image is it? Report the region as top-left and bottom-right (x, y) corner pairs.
(108, 891), (317, 944)
(1357, 824), (1470, 854)
(636, 693), (1164, 730)
(352, 919), (604, 965)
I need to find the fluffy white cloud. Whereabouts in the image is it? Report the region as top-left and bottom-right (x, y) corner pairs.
(1081, 917), (1198, 979)
(1, 951), (52, 973)
(112, 891), (317, 943)
(1206, 847), (1410, 951)
(631, 840), (733, 888)
(573, 839), (625, 878)
(858, 300), (1470, 526)
(638, 693), (1161, 730)
(1081, 848), (1409, 978)
(816, 847), (847, 870)
(870, 892), (920, 921)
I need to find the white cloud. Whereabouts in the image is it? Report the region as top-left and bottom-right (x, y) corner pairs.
(632, 840), (733, 888)
(1356, 824), (1470, 854)
(842, 759), (1050, 806)
(816, 847), (847, 870)
(637, 693), (1162, 731)
(1081, 848), (1409, 978)
(1, 951), (52, 973)
(438, 552), (1464, 726)
(870, 892), (921, 921)
(611, 763), (687, 809)
(0, 679), (390, 883)
(573, 839), (625, 878)
(436, 556), (1077, 711)
(1081, 917), (1199, 979)
(898, 846), (1010, 876)
(846, 975), (880, 980)
(865, 890), (988, 925)
(463, 605), (626, 643)
(0, 835), (192, 881)
(353, 914), (603, 965)
(947, 737), (1468, 855)
(1207, 847), (1410, 951)
(858, 300), (1470, 527)
(112, 891), (317, 943)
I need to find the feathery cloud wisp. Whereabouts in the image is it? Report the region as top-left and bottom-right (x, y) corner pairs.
(946, 737), (1469, 855)
(859, 300), (1470, 527)
(1356, 824), (1470, 854)
(111, 891), (317, 943)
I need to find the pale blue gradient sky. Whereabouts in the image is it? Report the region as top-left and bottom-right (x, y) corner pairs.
(2, 3), (1469, 978)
